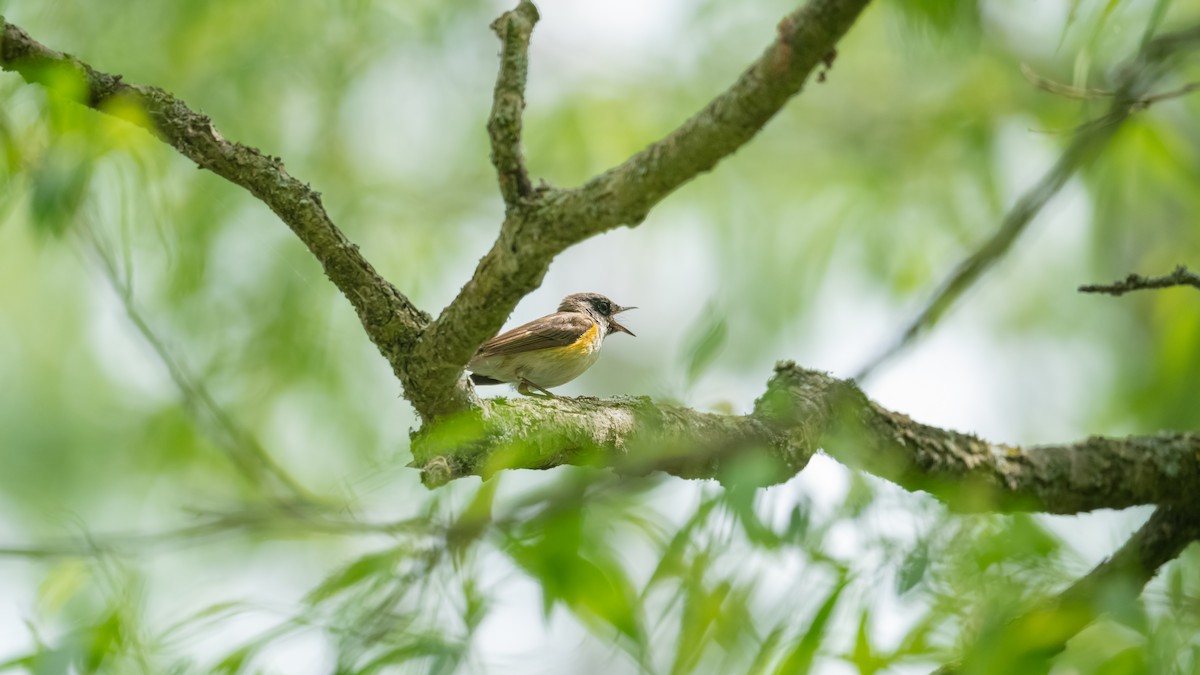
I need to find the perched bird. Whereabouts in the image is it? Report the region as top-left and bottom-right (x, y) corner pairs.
(468, 292), (636, 396)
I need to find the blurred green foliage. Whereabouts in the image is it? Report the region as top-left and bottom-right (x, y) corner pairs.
(1, 0), (1199, 673)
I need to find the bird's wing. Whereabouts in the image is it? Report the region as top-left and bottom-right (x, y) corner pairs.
(473, 313), (594, 358)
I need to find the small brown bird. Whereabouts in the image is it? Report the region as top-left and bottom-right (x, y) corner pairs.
(468, 292), (636, 396)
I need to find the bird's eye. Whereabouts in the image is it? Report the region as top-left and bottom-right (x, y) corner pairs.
(596, 300), (611, 315)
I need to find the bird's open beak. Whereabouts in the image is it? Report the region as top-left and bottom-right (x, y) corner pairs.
(610, 306), (636, 337)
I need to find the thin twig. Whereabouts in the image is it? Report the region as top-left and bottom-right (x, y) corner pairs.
(0, 506), (437, 560)
(1141, 80), (1200, 103)
(80, 224), (315, 500)
(1080, 264), (1200, 296)
(487, 0), (539, 206)
(855, 25), (1200, 381)
(1021, 62), (1200, 106)
(410, 0), (874, 419)
(1020, 62), (1114, 99)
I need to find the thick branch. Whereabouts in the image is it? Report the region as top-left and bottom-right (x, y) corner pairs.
(856, 25), (1200, 380)
(409, 0), (873, 420)
(936, 503), (1200, 674)
(414, 363), (1200, 514)
(1080, 264), (1200, 296)
(413, 392), (815, 489)
(0, 19), (431, 396)
(562, 0), (866, 236)
(487, 0), (538, 205)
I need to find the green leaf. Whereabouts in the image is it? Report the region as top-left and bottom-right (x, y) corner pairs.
(893, 0), (981, 37)
(683, 309), (727, 386)
(36, 558), (90, 615)
(447, 476), (499, 563)
(1096, 646), (1147, 675)
(507, 536), (643, 644)
(773, 573), (850, 675)
(725, 486), (781, 547)
(83, 610), (124, 673)
(570, 557), (642, 643)
(159, 601), (250, 642)
(896, 542), (929, 595)
(840, 473), (875, 519)
(0, 652), (38, 672)
(305, 547), (404, 605)
(29, 154), (92, 238)
(357, 635), (464, 675)
(213, 643), (258, 674)
(847, 609), (890, 675)
(747, 625), (787, 675)
(462, 578), (488, 634)
(646, 498), (719, 590)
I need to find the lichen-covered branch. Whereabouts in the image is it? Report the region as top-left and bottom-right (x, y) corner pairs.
(415, 363), (1200, 515)
(561, 0), (866, 236)
(11, 7), (1198, 522)
(409, 0), (874, 420)
(936, 503), (1200, 674)
(487, 0), (538, 206)
(856, 24), (1200, 381)
(0, 18), (431, 398)
(413, 393), (811, 489)
(1080, 264), (1200, 296)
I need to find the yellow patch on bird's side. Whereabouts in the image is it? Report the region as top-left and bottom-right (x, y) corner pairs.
(569, 323), (601, 352)
(539, 323), (599, 360)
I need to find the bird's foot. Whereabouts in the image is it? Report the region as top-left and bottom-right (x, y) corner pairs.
(517, 379), (557, 397)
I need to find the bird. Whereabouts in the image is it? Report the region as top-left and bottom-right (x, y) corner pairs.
(468, 292), (636, 396)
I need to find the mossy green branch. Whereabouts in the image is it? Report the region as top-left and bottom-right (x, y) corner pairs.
(416, 364), (1200, 516)
(487, 0), (539, 206)
(411, 0), (874, 420)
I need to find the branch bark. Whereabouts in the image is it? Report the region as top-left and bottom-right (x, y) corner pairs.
(0, 18), (432, 404)
(407, 0), (874, 420)
(9, 6), (1198, 522)
(487, 0), (539, 206)
(1080, 264), (1200, 296)
(414, 363), (1200, 515)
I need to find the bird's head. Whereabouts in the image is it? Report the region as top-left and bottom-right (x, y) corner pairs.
(558, 292), (636, 336)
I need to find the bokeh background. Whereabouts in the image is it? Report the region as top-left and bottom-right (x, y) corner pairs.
(1, 0), (1199, 672)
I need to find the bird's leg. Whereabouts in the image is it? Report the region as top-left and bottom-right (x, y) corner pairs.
(517, 378), (556, 397)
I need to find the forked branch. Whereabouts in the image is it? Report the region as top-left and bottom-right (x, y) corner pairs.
(411, 0), (874, 419)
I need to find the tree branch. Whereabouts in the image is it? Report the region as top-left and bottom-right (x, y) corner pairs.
(408, 0), (874, 420)
(413, 392), (812, 489)
(1079, 264), (1200, 296)
(855, 24), (1200, 381)
(560, 0), (865, 236)
(0, 18), (432, 403)
(936, 503), (1200, 674)
(487, 0), (538, 206)
(413, 363), (1200, 514)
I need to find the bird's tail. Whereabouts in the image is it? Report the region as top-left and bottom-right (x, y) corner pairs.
(470, 373), (504, 386)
